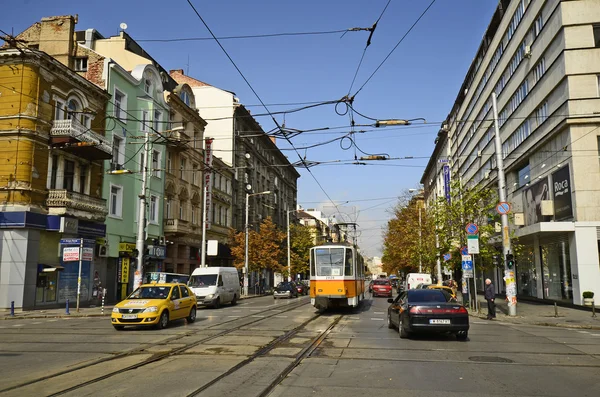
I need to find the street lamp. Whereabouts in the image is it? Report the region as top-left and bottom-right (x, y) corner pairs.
(244, 189), (271, 296)
(286, 207), (303, 282)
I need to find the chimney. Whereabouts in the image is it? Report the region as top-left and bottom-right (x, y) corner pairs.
(39, 15), (78, 67)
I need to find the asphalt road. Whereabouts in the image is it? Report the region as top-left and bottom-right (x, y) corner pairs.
(1, 293), (599, 396)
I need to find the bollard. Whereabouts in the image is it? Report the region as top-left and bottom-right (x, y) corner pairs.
(593, 300), (597, 318)
(554, 302), (559, 318)
(101, 292), (105, 315)
(10, 301), (14, 316)
(65, 299), (70, 315)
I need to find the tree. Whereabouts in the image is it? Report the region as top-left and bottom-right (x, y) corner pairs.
(429, 180), (498, 274)
(289, 223), (313, 278)
(382, 196), (436, 276)
(229, 216), (286, 274)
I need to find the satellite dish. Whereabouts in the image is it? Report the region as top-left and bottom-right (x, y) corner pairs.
(120, 23), (128, 31)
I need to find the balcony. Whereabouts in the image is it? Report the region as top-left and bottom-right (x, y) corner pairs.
(50, 119), (112, 160)
(164, 218), (192, 234)
(46, 189), (108, 220)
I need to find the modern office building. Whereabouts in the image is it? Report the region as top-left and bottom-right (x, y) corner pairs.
(421, 0), (600, 305)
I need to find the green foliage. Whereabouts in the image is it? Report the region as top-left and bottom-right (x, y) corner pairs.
(583, 291), (594, 299)
(228, 217), (285, 273)
(289, 223), (313, 278)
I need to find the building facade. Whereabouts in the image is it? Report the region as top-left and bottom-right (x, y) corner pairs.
(0, 37), (110, 309)
(421, 0), (600, 305)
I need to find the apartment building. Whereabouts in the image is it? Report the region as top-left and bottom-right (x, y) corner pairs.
(0, 17), (111, 309)
(422, 0), (600, 305)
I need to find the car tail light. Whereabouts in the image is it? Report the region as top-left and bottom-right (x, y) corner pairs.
(409, 306), (421, 314)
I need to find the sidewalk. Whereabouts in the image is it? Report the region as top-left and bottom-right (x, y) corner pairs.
(469, 297), (600, 330)
(0, 293), (269, 320)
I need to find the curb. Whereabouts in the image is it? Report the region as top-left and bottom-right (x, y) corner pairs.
(468, 312), (600, 330)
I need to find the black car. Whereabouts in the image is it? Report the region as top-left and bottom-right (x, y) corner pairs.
(387, 289), (469, 340)
(273, 282), (298, 299)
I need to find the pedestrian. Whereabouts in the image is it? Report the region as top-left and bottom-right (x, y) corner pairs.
(485, 278), (496, 319)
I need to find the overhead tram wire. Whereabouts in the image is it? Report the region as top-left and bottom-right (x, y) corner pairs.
(185, 0), (348, 221)
(352, 0), (437, 98)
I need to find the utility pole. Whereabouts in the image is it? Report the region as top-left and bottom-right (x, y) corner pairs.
(287, 210), (292, 282)
(492, 92), (516, 316)
(200, 183), (208, 268)
(244, 190), (271, 296)
(134, 130), (150, 291)
(418, 206), (422, 273)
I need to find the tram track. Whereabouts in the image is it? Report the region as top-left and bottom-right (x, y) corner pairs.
(0, 298), (311, 395)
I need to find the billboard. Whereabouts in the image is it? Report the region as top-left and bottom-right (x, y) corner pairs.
(523, 177), (550, 225)
(552, 164), (573, 220)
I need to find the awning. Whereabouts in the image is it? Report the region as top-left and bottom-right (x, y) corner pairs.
(41, 265), (65, 272)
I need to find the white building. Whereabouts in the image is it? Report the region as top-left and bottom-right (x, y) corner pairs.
(422, 0), (600, 305)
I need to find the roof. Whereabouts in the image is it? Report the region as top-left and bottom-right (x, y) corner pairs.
(169, 69), (212, 88)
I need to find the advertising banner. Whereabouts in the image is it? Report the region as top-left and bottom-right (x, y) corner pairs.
(204, 138), (214, 230)
(552, 164), (573, 220)
(523, 177), (550, 225)
(443, 164), (451, 203)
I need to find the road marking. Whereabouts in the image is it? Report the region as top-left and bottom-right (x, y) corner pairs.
(374, 311), (384, 314)
(577, 331), (590, 334)
(275, 315), (288, 318)
(473, 321), (489, 324)
(47, 319), (58, 322)
(227, 316), (241, 318)
(370, 318), (384, 321)
(12, 324), (24, 327)
(250, 309), (261, 312)
(31, 322), (41, 325)
(251, 315), (265, 318)
(231, 310), (241, 312)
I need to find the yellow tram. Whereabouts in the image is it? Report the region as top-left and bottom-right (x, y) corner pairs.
(309, 242), (365, 311)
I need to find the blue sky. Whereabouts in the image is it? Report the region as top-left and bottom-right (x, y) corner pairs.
(1, 0), (497, 258)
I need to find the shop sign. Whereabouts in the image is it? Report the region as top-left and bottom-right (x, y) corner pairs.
(443, 165), (451, 204)
(82, 247), (94, 262)
(63, 247), (80, 262)
(552, 164), (573, 220)
(59, 217), (79, 234)
(119, 243), (137, 252)
(204, 138), (214, 230)
(147, 245), (167, 259)
(121, 257), (130, 283)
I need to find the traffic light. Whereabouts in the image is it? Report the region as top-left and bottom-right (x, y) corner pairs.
(144, 255), (151, 268)
(506, 254), (515, 269)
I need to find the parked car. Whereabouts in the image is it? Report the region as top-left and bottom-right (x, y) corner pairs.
(274, 282), (298, 299)
(371, 279), (393, 297)
(111, 283), (197, 330)
(387, 289), (469, 340)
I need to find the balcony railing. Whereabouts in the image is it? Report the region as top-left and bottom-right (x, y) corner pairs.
(164, 218), (192, 234)
(46, 189), (108, 216)
(50, 119), (112, 158)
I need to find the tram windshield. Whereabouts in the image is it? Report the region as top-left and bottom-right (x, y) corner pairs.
(314, 247), (345, 276)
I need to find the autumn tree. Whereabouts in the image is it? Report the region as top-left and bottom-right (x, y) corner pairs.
(429, 180), (498, 274)
(229, 216), (286, 273)
(382, 195), (436, 276)
(289, 223), (313, 278)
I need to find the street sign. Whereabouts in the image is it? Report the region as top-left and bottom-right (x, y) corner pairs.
(443, 253), (452, 262)
(460, 246), (468, 256)
(461, 255), (473, 270)
(467, 235), (480, 254)
(462, 254), (473, 277)
(465, 223), (479, 235)
(82, 247), (94, 261)
(496, 202), (511, 215)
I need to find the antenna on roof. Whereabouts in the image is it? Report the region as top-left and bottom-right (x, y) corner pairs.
(119, 22), (128, 32)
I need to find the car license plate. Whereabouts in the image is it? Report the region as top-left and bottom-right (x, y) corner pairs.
(429, 319), (451, 324)
(122, 314), (138, 319)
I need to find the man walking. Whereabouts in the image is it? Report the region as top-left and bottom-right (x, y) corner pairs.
(484, 278), (496, 320)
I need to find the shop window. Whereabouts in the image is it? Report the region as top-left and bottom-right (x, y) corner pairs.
(540, 240), (573, 301)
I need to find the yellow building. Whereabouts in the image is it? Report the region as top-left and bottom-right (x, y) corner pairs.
(0, 43), (110, 309)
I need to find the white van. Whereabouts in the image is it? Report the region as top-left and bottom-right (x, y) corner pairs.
(188, 267), (241, 308)
(406, 273), (432, 290)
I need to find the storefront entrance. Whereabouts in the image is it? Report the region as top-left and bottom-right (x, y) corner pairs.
(35, 265), (61, 304)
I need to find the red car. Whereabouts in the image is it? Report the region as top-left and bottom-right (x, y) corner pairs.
(371, 279), (393, 297)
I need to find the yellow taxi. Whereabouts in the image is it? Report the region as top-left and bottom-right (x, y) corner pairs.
(426, 284), (458, 301)
(111, 283), (197, 330)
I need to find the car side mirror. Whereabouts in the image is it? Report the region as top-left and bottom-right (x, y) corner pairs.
(387, 298), (394, 303)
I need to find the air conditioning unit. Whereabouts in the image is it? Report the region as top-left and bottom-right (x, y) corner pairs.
(477, 150), (482, 158)
(484, 170), (491, 179)
(97, 244), (108, 257)
(524, 45), (532, 58)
